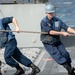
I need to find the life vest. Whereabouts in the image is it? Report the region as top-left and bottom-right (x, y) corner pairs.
(40, 16), (61, 44)
(40, 17), (51, 43)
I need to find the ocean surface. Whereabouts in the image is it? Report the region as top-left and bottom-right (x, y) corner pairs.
(49, 0), (75, 26)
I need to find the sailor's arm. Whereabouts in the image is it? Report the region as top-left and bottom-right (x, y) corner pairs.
(2, 17), (20, 32)
(49, 30), (70, 36)
(48, 20), (70, 36)
(12, 17), (20, 32)
(67, 27), (75, 34)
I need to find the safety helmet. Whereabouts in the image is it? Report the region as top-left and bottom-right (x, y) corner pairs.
(45, 4), (55, 13)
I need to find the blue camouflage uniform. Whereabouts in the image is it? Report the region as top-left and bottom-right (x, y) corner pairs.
(0, 17), (32, 67)
(40, 16), (71, 65)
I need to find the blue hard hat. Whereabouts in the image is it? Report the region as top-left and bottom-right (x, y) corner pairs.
(45, 4), (55, 13)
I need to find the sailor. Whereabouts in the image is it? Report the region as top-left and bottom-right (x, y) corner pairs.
(0, 17), (40, 75)
(40, 3), (75, 75)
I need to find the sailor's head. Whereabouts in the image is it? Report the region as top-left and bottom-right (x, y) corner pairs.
(45, 3), (55, 20)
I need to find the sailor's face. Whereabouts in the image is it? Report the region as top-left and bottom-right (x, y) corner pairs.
(46, 12), (54, 20)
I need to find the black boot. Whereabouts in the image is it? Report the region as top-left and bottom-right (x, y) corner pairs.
(63, 63), (75, 75)
(14, 64), (25, 75)
(68, 67), (75, 75)
(0, 61), (2, 75)
(28, 64), (40, 75)
(0, 68), (2, 75)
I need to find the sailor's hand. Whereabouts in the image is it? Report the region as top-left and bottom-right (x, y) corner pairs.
(16, 27), (20, 33)
(62, 32), (70, 36)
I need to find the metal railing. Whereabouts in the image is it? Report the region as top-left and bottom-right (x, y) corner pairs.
(0, 0), (48, 4)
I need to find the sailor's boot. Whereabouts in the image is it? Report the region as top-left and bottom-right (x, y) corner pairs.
(68, 67), (75, 75)
(0, 61), (2, 75)
(63, 62), (75, 75)
(0, 67), (2, 75)
(28, 64), (40, 75)
(14, 64), (25, 75)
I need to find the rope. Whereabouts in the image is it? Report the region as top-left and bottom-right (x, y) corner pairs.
(0, 30), (75, 36)
(69, 34), (75, 36)
(0, 9), (4, 17)
(0, 30), (48, 34)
